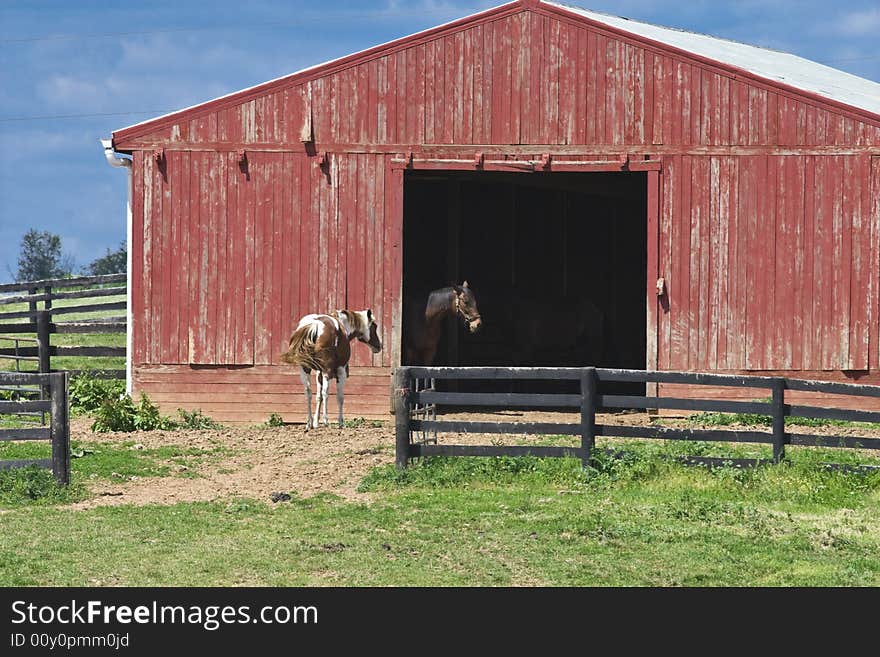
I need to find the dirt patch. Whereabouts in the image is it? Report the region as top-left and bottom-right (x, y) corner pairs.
(65, 408), (880, 510)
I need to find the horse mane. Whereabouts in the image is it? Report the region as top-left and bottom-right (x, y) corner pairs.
(426, 287), (455, 313)
(280, 323), (324, 370)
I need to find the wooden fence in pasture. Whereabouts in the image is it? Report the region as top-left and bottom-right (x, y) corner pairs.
(0, 371), (70, 484)
(393, 367), (880, 472)
(0, 273), (126, 379)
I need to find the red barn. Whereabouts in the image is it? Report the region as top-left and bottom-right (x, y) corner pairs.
(107, 0), (880, 424)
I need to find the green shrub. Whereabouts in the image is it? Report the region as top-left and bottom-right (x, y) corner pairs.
(264, 413), (285, 427)
(177, 408), (222, 430)
(91, 393), (176, 433)
(69, 374), (125, 413)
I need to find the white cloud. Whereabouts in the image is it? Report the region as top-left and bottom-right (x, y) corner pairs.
(833, 8), (880, 36)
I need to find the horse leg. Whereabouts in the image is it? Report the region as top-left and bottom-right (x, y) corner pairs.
(319, 371), (331, 426)
(299, 368), (313, 430)
(313, 371), (324, 428)
(335, 366), (347, 428)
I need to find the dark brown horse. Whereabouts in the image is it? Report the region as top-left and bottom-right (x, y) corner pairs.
(404, 282), (481, 366)
(281, 309), (382, 428)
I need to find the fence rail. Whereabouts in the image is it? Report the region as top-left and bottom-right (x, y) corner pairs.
(393, 367), (880, 472)
(0, 371), (70, 484)
(0, 273), (126, 379)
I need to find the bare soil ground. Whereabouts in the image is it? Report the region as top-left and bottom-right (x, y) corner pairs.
(67, 409), (880, 510)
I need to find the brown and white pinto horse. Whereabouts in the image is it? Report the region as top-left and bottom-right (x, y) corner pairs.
(281, 309), (381, 428)
(404, 282), (481, 366)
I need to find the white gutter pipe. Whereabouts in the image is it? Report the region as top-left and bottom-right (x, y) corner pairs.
(100, 138), (133, 395)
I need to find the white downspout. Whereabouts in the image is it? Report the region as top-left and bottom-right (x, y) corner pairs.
(100, 138), (133, 395)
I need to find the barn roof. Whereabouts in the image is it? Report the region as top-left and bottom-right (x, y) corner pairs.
(549, 2), (880, 117)
(113, 0), (880, 143)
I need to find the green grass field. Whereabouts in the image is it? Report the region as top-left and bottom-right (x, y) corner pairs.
(0, 289), (126, 373)
(1, 437), (878, 586)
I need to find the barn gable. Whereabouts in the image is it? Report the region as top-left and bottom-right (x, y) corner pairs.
(113, 0), (880, 152)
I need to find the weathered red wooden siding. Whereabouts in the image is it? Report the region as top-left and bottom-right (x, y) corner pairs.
(115, 2), (880, 422)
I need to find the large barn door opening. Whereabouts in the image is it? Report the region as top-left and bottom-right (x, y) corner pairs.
(402, 170), (648, 394)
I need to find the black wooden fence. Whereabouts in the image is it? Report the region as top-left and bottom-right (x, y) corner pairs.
(0, 273), (126, 379)
(393, 367), (880, 472)
(0, 371), (70, 484)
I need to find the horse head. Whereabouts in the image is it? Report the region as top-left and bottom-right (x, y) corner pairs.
(453, 281), (482, 333)
(338, 309), (382, 353)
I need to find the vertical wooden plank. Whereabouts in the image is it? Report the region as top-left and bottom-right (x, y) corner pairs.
(774, 156), (790, 369)
(189, 152), (203, 364)
(425, 42), (436, 144)
(381, 155), (394, 368)
(388, 164), (404, 369)
(365, 155), (381, 367)
(693, 157), (709, 369)
(673, 155), (691, 370)
(404, 46), (418, 145)
(462, 28), (475, 144)
(763, 154), (777, 369)
(481, 22), (493, 144)
(802, 155), (816, 369)
(131, 151), (147, 365)
(708, 157), (721, 369)
(585, 30), (597, 144)
(715, 157), (730, 368)
(242, 150), (256, 365)
(870, 157), (880, 371)
(837, 156), (852, 369)
(643, 50), (654, 146)
(547, 17), (561, 144)
(298, 155), (312, 324)
(511, 13), (523, 144)
(791, 156), (805, 370)
(443, 33), (455, 144)
(212, 154), (226, 364)
(817, 156), (834, 368)
(727, 157), (743, 369)
(271, 154), (286, 363)
(161, 152), (176, 363)
(467, 25), (488, 144)
(558, 22), (575, 145)
(660, 156), (675, 369)
(850, 154), (870, 370)
(646, 169), (660, 374)
(452, 31), (465, 144)
(378, 56), (390, 145)
(575, 27), (587, 145)
(178, 151), (191, 364)
(528, 12), (542, 144)
(742, 154), (759, 369)
(225, 150), (239, 363)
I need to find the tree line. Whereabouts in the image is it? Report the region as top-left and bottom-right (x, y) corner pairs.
(13, 229), (126, 282)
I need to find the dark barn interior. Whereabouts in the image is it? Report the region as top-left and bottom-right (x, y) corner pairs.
(403, 170), (647, 398)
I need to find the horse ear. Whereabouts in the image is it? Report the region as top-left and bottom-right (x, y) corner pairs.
(462, 280), (469, 288)
(366, 309), (373, 321)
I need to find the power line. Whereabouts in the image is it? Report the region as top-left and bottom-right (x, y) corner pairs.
(0, 110), (174, 123)
(0, 7), (476, 44)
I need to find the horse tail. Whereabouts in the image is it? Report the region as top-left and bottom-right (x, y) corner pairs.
(280, 323), (323, 370)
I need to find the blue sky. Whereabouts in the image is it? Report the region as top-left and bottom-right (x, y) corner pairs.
(1, 0), (878, 284)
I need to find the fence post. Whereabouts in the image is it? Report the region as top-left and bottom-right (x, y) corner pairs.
(394, 368), (412, 469)
(36, 310), (51, 375)
(50, 372), (70, 486)
(771, 378), (786, 464)
(580, 367), (597, 468)
(27, 286), (37, 319)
